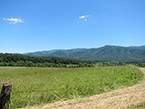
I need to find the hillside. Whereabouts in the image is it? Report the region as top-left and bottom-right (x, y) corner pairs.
(25, 45), (145, 62)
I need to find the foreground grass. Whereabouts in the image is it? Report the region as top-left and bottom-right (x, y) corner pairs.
(0, 66), (143, 109)
(129, 102), (145, 109)
(135, 102), (145, 108)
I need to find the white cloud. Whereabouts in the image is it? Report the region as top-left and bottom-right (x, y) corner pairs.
(79, 15), (89, 21)
(79, 16), (85, 19)
(3, 17), (24, 24)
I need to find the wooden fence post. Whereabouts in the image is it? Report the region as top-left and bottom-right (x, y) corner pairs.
(0, 84), (12, 109)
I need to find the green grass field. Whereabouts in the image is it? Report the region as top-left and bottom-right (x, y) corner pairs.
(129, 102), (145, 109)
(0, 66), (143, 109)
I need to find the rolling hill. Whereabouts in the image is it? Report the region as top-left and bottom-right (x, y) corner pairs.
(25, 45), (145, 62)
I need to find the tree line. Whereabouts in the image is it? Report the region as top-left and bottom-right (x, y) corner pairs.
(0, 53), (94, 68)
(1, 53), (143, 68)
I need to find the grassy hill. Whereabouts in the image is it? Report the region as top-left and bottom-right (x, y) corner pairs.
(25, 45), (145, 62)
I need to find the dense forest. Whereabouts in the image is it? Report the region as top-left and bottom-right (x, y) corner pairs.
(0, 53), (94, 68)
(0, 53), (144, 68)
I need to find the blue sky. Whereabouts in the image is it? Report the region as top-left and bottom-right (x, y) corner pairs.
(0, 0), (145, 53)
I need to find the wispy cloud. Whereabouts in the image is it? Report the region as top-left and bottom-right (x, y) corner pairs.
(79, 15), (89, 21)
(3, 17), (24, 24)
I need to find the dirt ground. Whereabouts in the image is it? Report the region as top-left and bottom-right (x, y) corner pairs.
(23, 68), (145, 109)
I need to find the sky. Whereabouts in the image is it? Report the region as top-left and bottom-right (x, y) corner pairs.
(0, 0), (145, 53)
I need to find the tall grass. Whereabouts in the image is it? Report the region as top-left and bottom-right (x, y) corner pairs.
(129, 102), (145, 109)
(0, 66), (143, 108)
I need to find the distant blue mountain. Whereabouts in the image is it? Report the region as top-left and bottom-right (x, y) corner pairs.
(24, 45), (145, 62)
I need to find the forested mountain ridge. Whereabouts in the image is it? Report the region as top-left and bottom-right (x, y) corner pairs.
(25, 45), (145, 62)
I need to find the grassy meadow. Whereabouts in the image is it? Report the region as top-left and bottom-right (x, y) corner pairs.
(0, 66), (144, 108)
(129, 102), (145, 109)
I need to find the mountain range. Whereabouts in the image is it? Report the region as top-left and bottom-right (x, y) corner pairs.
(24, 45), (145, 62)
